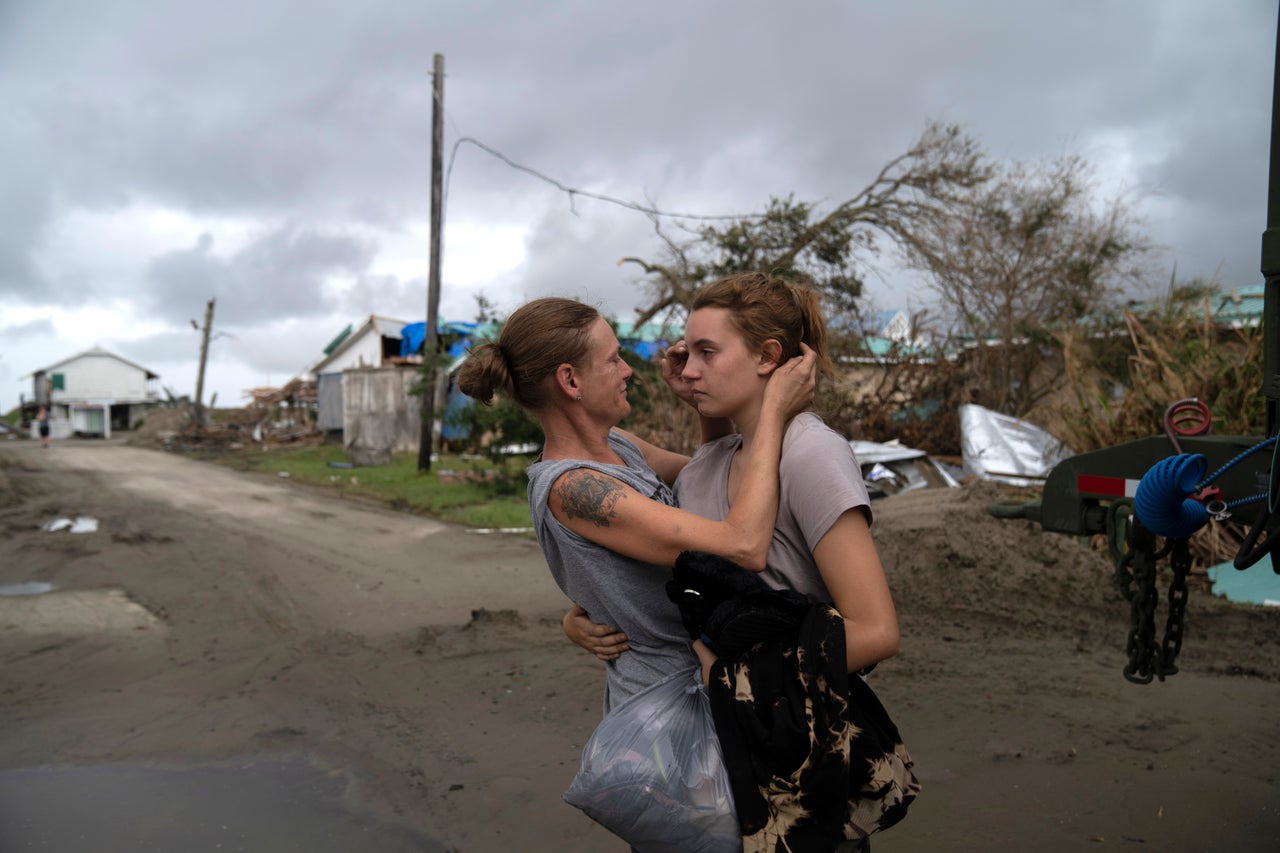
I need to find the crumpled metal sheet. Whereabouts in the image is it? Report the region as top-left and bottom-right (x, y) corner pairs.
(960, 404), (1075, 487)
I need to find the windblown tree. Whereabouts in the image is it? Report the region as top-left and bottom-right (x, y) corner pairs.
(899, 154), (1150, 416)
(622, 121), (992, 328)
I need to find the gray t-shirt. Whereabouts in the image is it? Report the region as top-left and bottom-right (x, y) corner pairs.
(527, 430), (696, 713)
(674, 412), (871, 602)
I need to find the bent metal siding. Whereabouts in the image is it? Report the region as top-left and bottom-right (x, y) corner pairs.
(316, 373), (343, 432)
(342, 367), (422, 463)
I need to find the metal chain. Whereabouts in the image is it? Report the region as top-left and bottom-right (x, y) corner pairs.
(1156, 538), (1192, 679)
(1108, 507), (1191, 685)
(1122, 525), (1159, 684)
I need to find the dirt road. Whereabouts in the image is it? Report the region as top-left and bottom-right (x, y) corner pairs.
(0, 440), (612, 850)
(2, 439), (1280, 851)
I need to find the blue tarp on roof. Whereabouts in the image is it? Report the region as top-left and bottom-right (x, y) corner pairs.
(403, 319), (677, 360)
(400, 321), (486, 358)
(614, 320), (680, 360)
(400, 323), (426, 357)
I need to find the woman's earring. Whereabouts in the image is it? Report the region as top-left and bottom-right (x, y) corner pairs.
(575, 393), (583, 401)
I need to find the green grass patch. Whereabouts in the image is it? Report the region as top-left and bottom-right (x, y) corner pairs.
(442, 496), (537, 529)
(206, 444), (535, 531)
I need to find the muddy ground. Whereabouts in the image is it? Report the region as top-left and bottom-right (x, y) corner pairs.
(1, 439), (1279, 852)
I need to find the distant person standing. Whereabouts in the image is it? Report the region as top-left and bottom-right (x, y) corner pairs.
(37, 406), (50, 448)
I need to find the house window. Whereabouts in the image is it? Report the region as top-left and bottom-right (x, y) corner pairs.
(51, 373), (65, 390)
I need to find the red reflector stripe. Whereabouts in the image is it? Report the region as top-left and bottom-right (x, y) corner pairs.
(1077, 475), (1139, 497)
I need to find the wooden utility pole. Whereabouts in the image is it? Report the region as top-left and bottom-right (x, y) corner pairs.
(193, 297), (216, 427)
(418, 53), (445, 471)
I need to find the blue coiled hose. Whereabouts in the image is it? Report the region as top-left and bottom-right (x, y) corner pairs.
(1133, 453), (1210, 538)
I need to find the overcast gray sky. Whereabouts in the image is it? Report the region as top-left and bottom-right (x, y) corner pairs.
(1, 1), (1275, 412)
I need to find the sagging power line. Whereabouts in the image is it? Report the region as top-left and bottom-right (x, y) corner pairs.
(444, 135), (765, 222)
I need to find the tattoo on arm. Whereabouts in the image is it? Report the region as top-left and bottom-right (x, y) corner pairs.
(556, 471), (626, 527)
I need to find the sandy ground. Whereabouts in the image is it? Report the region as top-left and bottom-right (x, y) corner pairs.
(2, 438), (1280, 852)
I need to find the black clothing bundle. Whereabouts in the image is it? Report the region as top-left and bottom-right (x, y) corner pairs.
(667, 551), (920, 852)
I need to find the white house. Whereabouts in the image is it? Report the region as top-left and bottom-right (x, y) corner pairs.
(308, 314), (413, 378)
(308, 315), (413, 433)
(869, 309), (919, 345)
(30, 347), (161, 438)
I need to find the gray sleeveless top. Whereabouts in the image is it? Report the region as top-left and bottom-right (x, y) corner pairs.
(527, 430), (697, 713)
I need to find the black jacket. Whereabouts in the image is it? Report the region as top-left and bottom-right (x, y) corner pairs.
(667, 551), (919, 852)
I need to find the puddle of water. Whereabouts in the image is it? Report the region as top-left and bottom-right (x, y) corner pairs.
(0, 582), (55, 596)
(0, 755), (445, 853)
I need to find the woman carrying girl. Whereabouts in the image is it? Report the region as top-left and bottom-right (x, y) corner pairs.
(570, 271), (900, 677)
(455, 296), (816, 712)
(567, 272), (916, 851)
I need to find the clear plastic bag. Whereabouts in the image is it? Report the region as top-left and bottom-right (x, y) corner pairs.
(563, 666), (740, 853)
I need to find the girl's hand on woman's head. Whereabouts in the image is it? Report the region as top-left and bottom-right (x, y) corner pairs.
(660, 340), (698, 409)
(763, 342), (817, 420)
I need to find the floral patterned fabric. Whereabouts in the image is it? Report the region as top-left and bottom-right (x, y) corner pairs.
(706, 606), (919, 852)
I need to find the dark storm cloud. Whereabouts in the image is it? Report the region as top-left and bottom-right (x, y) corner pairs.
(107, 329), (207, 370)
(121, 319), (333, 390)
(8, 2), (1274, 270)
(1, 0), (1275, 409)
(335, 272), (426, 322)
(442, 1), (1275, 294)
(143, 224), (378, 326)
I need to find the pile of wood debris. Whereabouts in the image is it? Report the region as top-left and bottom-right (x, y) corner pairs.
(130, 379), (323, 451)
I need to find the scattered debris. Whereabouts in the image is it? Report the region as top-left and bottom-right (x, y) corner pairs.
(43, 516), (99, 534)
(129, 378), (322, 452)
(851, 438), (961, 499)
